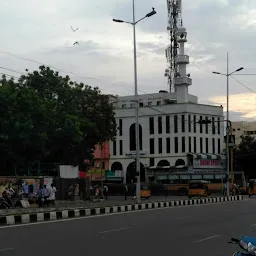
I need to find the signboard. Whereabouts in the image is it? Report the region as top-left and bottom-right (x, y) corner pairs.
(193, 159), (224, 169)
(105, 170), (123, 180)
(87, 169), (105, 181)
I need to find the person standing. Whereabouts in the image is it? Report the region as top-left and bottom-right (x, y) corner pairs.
(37, 185), (44, 208)
(43, 185), (50, 207)
(103, 185), (108, 200)
(49, 183), (57, 205)
(124, 184), (128, 200)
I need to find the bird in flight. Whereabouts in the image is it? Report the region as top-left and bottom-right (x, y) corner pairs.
(73, 41), (79, 46)
(71, 26), (79, 32)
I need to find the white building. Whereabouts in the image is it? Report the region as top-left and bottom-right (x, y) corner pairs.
(109, 20), (225, 183)
(232, 121), (256, 145)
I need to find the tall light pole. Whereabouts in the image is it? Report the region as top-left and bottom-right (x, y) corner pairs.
(113, 1), (157, 203)
(212, 52), (243, 196)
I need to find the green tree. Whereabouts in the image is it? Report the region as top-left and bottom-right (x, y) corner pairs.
(0, 66), (116, 174)
(234, 135), (256, 178)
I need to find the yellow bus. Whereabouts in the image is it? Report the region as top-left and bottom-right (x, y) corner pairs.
(149, 166), (246, 195)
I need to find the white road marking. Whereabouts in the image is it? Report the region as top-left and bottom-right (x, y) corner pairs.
(99, 227), (131, 234)
(0, 200), (245, 230)
(0, 248), (14, 252)
(194, 235), (222, 243)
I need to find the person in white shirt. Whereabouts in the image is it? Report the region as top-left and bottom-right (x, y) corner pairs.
(49, 183), (57, 205)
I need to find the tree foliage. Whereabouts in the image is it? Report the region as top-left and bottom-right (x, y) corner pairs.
(234, 135), (256, 178)
(0, 66), (116, 174)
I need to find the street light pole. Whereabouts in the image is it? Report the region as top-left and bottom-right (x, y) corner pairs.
(132, 0), (141, 204)
(212, 53), (243, 196)
(113, 1), (156, 204)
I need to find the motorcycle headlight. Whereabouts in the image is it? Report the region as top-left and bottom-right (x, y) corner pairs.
(240, 240), (248, 250)
(247, 242), (256, 255)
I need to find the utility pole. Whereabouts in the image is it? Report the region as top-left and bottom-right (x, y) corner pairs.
(100, 140), (104, 199)
(113, 1), (157, 203)
(212, 53), (243, 196)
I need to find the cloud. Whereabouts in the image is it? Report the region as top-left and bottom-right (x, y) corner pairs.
(0, 0), (256, 120)
(209, 93), (256, 119)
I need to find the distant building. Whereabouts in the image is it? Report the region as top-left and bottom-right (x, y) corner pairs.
(88, 141), (110, 181)
(232, 121), (256, 145)
(108, 23), (225, 183)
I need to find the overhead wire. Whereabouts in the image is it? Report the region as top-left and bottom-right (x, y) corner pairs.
(0, 51), (135, 95)
(230, 76), (256, 95)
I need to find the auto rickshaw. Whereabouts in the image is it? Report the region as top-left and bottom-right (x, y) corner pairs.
(140, 183), (151, 199)
(188, 180), (210, 199)
(248, 179), (256, 197)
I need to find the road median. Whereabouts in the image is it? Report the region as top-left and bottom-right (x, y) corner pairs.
(0, 195), (243, 226)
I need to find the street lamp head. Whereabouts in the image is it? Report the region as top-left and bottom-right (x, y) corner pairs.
(236, 67), (244, 72)
(113, 19), (124, 23)
(146, 7), (157, 18)
(212, 71), (221, 75)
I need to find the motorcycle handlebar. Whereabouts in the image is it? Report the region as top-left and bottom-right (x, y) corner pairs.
(231, 238), (240, 243)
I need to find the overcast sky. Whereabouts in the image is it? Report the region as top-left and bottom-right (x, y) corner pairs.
(1, 0), (256, 121)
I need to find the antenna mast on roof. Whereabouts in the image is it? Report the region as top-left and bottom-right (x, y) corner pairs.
(164, 0), (182, 92)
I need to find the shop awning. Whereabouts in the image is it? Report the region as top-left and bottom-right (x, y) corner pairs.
(188, 153), (226, 160)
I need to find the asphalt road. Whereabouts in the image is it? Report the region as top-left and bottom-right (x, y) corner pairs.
(0, 198), (255, 256)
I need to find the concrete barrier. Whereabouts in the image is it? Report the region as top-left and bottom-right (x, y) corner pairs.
(2, 196), (243, 226)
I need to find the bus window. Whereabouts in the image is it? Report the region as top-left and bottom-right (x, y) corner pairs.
(180, 175), (191, 179)
(214, 174), (224, 183)
(155, 175), (167, 181)
(168, 175), (179, 184)
(191, 174), (202, 180)
(203, 174), (214, 180)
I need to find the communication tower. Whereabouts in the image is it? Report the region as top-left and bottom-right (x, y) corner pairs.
(164, 0), (183, 92)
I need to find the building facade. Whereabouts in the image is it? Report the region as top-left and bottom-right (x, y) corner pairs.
(232, 121), (256, 145)
(110, 94), (224, 183)
(108, 16), (224, 183)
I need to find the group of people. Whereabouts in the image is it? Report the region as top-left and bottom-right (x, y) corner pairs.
(37, 183), (57, 207)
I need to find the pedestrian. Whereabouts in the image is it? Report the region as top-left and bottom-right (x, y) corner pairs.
(68, 184), (74, 201)
(37, 185), (44, 208)
(224, 182), (227, 196)
(43, 184), (50, 207)
(95, 187), (100, 201)
(49, 183), (57, 205)
(164, 183), (168, 198)
(124, 184), (128, 200)
(103, 185), (108, 200)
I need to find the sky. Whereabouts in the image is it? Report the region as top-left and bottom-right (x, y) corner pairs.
(0, 0), (256, 121)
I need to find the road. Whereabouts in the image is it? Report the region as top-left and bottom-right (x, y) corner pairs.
(0, 198), (255, 256)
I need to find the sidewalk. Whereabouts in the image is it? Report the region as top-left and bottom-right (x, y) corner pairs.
(0, 194), (223, 216)
(0, 195), (190, 216)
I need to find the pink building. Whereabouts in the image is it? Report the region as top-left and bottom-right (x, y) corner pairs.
(91, 141), (110, 170)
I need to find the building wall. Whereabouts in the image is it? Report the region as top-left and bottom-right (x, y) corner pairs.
(91, 141), (110, 170)
(232, 121), (256, 145)
(109, 98), (224, 182)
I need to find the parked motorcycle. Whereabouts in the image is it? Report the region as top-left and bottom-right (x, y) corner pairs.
(229, 237), (256, 255)
(0, 197), (11, 209)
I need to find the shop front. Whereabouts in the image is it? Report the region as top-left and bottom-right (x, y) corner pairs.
(105, 170), (123, 183)
(188, 153), (226, 172)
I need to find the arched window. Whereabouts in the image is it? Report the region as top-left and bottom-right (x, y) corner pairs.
(111, 162), (123, 171)
(175, 159), (185, 166)
(157, 160), (170, 167)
